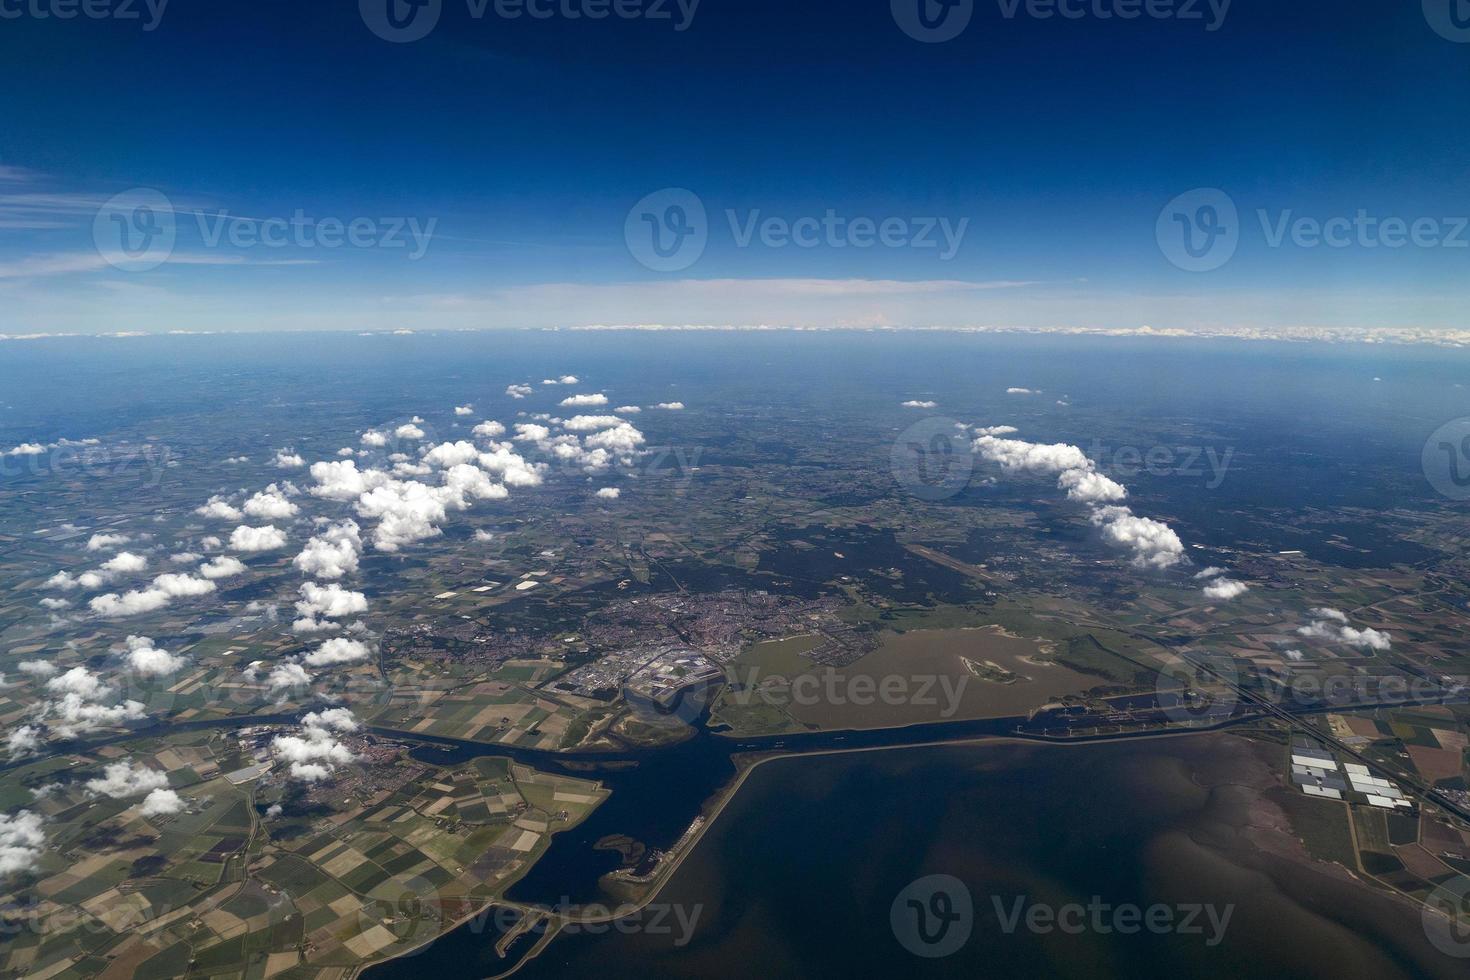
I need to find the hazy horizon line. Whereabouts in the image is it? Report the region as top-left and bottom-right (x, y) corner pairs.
(3, 322), (1469, 349)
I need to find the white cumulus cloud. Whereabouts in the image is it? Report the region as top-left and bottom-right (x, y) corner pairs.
(122, 636), (188, 677)
(562, 415), (625, 432)
(309, 460), (391, 501)
(303, 637), (372, 668)
(294, 582), (369, 627)
(1090, 507), (1186, 570)
(267, 662), (312, 691)
(584, 423), (646, 455)
(293, 521), (363, 579)
(90, 573), (217, 618)
(244, 485), (300, 520)
(1057, 468), (1128, 504)
(976, 429), (1183, 570)
(230, 525), (287, 552)
(139, 788), (184, 817)
(195, 496), (243, 521)
(7, 727), (41, 760)
(271, 711), (358, 782)
(1298, 612), (1391, 651)
(0, 810), (45, 877)
(422, 440), (482, 468)
(199, 556), (247, 580)
(86, 760), (168, 799)
(1202, 579), (1250, 602)
(100, 552), (148, 574)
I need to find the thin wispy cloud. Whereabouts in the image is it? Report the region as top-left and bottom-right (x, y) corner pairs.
(0, 252), (320, 280)
(0, 192), (118, 230)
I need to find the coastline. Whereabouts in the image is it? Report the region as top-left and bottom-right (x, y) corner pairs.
(354, 723), (1260, 978)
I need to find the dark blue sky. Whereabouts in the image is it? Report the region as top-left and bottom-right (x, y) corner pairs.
(1, 1), (1467, 332)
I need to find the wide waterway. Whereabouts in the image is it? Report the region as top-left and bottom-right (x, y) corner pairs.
(502, 734), (1467, 980)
